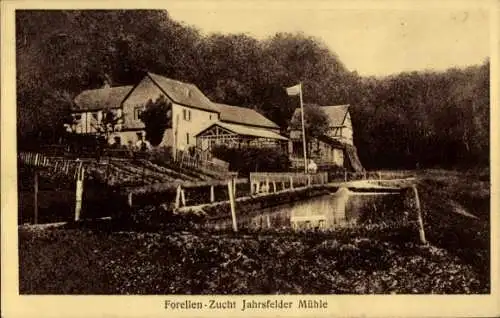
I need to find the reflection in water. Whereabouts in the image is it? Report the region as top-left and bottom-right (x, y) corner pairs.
(210, 188), (402, 231)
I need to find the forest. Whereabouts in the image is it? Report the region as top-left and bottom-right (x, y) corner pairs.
(16, 10), (489, 169)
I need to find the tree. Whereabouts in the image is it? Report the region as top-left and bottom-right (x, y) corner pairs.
(95, 110), (123, 141)
(289, 103), (330, 145)
(139, 95), (172, 146)
(16, 10), (489, 169)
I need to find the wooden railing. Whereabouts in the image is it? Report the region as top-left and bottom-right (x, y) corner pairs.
(249, 172), (328, 194)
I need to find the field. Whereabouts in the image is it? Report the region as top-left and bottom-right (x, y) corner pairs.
(18, 169), (490, 294)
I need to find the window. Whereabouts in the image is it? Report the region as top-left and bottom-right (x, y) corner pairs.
(183, 109), (191, 121)
(134, 106), (143, 120)
(186, 133), (190, 145)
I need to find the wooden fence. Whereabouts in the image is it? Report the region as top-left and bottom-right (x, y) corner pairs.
(249, 172), (328, 194)
(19, 152), (87, 224)
(19, 152), (88, 179)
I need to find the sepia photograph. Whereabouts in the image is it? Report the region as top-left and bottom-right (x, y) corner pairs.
(2, 0), (499, 316)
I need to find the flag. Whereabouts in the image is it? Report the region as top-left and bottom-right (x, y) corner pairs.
(286, 84), (301, 96)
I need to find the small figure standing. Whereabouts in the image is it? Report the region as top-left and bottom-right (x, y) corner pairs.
(135, 132), (152, 151)
(307, 159), (318, 174)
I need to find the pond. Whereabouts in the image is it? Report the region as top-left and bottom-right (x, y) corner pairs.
(208, 187), (408, 231)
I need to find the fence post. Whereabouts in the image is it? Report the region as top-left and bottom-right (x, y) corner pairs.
(272, 181), (277, 193)
(142, 164), (146, 184)
(307, 174), (311, 187)
(233, 178), (237, 197)
(227, 179), (238, 232)
(34, 170), (39, 224)
(106, 160), (111, 184)
(74, 167), (85, 221)
(412, 185), (427, 245)
(210, 185), (215, 203)
(181, 188), (186, 206)
(344, 171), (347, 182)
(128, 192), (133, 208)
(175, 185), (181, 209)
(265, 178), (270, 194)
(290, 176), (294, 189)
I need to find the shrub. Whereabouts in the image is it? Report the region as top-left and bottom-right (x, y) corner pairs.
(211, 145), (290, 175)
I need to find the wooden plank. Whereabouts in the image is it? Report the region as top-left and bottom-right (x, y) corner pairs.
(126, 178), (248, 195)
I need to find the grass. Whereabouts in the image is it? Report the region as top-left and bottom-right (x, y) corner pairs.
(18, 169), (490, 294)
(416, 168), (490, 291)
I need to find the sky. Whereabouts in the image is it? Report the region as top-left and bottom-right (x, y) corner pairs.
(166, 1), (490, 76)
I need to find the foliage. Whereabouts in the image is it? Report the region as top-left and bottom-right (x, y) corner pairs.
(19, 224), (487, 294)
(211, 145), (291, 175)
(16, 10), (489, 169)
(349, 64), (490, 169)
(93, 110), (123, 139)
(139, 95), (172, 146)
(289, 103), (330, 140)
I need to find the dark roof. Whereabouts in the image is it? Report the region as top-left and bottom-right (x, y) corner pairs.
(73, 85), (133, 111)
(147, 72), (218, 113)
(291, 104), (350, 127)
(316, 134), (345, 149)
(213, 103), (279, 129)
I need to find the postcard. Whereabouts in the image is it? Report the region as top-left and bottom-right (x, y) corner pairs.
(2, 0), (499, 317)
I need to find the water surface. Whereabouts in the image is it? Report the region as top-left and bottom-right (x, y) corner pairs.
(209, 188), (404, 231)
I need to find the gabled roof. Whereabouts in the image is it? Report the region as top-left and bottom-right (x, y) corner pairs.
(291, 104), (350, 127)
(196, 121), (287, 140)
(322, 105), (350, 127)
(73, 85), (134, 111)
(213, 103), (279, 129)
(147, 72), (218, 113)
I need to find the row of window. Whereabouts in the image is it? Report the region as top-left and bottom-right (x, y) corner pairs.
(134, 107), (193, 122)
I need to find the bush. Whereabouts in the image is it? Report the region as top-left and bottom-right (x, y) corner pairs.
(211, 145), (290, 175)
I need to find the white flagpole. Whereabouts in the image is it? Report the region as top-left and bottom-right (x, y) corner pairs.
(299, 82), (308, 173)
